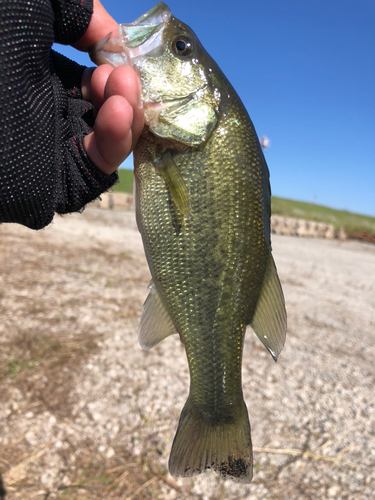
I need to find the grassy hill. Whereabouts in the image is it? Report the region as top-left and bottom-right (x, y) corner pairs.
(113, 169), (375, 236)
(112, 169), (134, 194)
(271, 197), (375, 235)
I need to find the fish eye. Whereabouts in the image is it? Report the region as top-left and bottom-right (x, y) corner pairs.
(172, 36), (194, 56)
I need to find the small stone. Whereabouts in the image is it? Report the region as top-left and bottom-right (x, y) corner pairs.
(49, 415), (56, 425)
(61, 475), (71, 486)
(40, 470), (55, 487)
(25, 431), (37, 446)
(328, 485), (341, 497)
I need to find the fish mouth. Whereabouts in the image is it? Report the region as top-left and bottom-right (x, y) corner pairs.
(90, 2), (172, 67)
(143, 96), (189, 125)
(131, 2), (171, 27)
(143, 86), (208, 126)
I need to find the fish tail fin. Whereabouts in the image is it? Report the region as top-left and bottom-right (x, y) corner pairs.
(169, 398), (253, 483)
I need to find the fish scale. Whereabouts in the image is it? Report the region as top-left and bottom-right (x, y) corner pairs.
(91, 1), (286, 483)
(134, 98), (268, 468)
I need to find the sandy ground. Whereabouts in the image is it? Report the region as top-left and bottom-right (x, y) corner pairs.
(0, 206), (374, 500)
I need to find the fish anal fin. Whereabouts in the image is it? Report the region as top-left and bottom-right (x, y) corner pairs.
(169, 398), (253, 483)
(250, 254), (287, 361)
(154, 152), (190, 218)
(138, 283), (177, 350)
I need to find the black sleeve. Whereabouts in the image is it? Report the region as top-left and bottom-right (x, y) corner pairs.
(0, 0), (118, 230)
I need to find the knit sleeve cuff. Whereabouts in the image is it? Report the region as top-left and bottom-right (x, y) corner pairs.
(52, 0), (93, 45)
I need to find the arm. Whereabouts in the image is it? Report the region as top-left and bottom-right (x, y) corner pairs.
(0, 0), (143, 229)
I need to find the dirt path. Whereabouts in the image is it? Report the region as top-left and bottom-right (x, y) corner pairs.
(0, 207), (374, 499)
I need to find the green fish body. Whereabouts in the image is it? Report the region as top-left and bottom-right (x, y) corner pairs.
(90, 2), (286, 483)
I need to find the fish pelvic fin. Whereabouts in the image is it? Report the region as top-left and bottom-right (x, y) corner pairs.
(169, 398), (253, 483)
(250, 254), (287, 361)
(138, 282), (177, 350)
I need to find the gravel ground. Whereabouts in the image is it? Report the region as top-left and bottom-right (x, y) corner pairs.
(0, 207), (374, 500)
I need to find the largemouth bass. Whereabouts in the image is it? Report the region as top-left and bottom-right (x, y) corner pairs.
(90, 2), (286, 483)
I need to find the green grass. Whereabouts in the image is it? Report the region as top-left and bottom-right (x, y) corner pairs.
(271, 197), (375, 234)
(112, 168), (134, 193)
(113, 169), (375, 235)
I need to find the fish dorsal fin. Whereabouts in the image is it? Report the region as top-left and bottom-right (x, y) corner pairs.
(138, 282), (177, 350)
(153, 152), (190, 218)
(150, 100), (217, 149)
(250, 254), (287, 361)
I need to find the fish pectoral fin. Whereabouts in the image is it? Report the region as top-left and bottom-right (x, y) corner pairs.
(138, 282), (177, 350)
(153, 152), (190, 218)
(150, 100), (217, 149)
(250, 254), (287, 361)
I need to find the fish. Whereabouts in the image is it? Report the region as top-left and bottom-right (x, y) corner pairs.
(90, 2), (286, 483)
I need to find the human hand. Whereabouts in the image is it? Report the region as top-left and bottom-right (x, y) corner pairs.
(0, 0), (144, 229)
(81, 65), (144, 175)
(75, 0), (144, 175)
(81, 64), (143, 175)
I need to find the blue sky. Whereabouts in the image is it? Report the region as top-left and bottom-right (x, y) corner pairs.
(55, 0), (375, 216)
